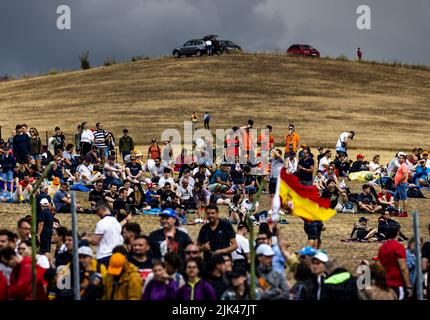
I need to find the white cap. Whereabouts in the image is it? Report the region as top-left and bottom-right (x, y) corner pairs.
(398, 152), (407, 157)
(78, 246), (94, 258)
(255, 244), (275, 257)
(40, 198), (50, 206)
(313, 250), (329, 263)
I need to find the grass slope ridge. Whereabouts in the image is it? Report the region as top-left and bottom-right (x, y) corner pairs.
(0, 54), (429, 150)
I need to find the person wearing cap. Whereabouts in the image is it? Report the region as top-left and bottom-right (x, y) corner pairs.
(297, 246), (317, 269)
(350, 154), (368, 173)
(206, 255), (230, 298)
(412, 157), (430, 186)
(102, 252), (142, 300)
(255, 244), (289, 300)
(231, 222), (250, 264)
(148, 208), (192, 261)
(77, 245), (105, 300)
(350, 217), (377, 242)
(285, 124), (300, 158)
(335, 131), (355, 157)
(104, 155), (126, 181)
(221, 264), (260, 300)
(125, 153), (145, 184)
(377, 225), (412, 299)
(36, 198), (55, 258)
(309, 250), (328, 300)
(393, 152), (409, 215)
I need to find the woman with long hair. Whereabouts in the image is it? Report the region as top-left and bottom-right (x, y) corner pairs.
(29, 127), (42, 170)
(79, 122), (94, 156)
(106, 132), (116, 157)
(176, 257), (216, 300)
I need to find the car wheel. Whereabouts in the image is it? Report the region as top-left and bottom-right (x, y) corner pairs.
(196, 50), (202, 57)
(173, 50), (181, 58)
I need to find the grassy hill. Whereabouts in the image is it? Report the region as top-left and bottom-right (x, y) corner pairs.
(0, 54), (429, 151)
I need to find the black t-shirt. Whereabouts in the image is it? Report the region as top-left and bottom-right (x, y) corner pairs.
(53, 134), (66, 150)
(422, 241), (430, 260)
(148, 228), (192, 261)
(244, 174), (256, 187)
(208, 275), (230, 299)
(298, 157), (315, 182)
(56, 251), (73, 267)
(193, 171), (207, 184)
(158, 190), (178, 210)
(36, 208), (54, 240)
(321, 189), (339, 209)
(89, 189), (105, 203)
(126, 162), (142, 176)
(36, 192), (52, 214)
(113, 198), (127, 214)
(197, 219), (235, 260)
(128, 254), (153, 271)
(358, 193), (375, 205)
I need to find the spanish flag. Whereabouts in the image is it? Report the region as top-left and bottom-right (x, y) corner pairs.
(272, 168), (336, 222)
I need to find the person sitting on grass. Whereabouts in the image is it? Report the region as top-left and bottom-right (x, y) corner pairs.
(350, 217), (378, 242)
(333, 152), (351, 177)
(320, 179), (348, 211)
(13, 172), (33, 204)
(412, 159), (430, 187)
(323, 165), (339, 186)
(350, 154), (368, 173)
(209, 185), (231, 206)
(377, 211), (408, 241)
(357, 184), (382, 213)
(314, 171), (327, 191)
(377, 185), (396, 212)
(209, 163), (231, 193)
(53, 182), (84, 213)
(76, 157), (105, 186)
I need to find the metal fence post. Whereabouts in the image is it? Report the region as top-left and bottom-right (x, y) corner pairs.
(413, 210), (424, 300)
(70, 191), (81, 300)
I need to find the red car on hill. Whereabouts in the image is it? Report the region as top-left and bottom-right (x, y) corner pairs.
(287, 44), (320, 58)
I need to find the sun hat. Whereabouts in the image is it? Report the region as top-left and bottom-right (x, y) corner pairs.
(78, 246), (94, 258)
(107, 253), (127, 276)
(160, 208), (177, 218)
(298, 246), (317, 257)
(40, 198), (50, 206)
(313, 250), (329, 263)
(255, 244), (275, 257)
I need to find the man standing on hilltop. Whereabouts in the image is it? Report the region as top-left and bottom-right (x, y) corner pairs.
(203, 112), (211, 130)
(357, 48), (363, 61)
(285, 124), (300, 159)
(119, 129), (134, 161)
(191, 112), (198, 131)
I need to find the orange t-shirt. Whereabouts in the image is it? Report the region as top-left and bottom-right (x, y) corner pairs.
(285, 132), (300, 153)
(394, 163), (409, 185)
(148, 145), (161, 160)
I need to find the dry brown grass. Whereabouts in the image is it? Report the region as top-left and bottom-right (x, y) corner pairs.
(1, 181), (429, 272)
(0, 54), (429, 152)
(0, 53), (429, 273)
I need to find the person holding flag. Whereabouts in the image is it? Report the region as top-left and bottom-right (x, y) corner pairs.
(271, 166), (336, 248)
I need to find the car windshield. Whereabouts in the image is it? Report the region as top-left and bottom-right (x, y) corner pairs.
(301, 45), (314, 50)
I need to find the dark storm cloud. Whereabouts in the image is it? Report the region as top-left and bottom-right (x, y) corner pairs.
(0, 0), (429, 75)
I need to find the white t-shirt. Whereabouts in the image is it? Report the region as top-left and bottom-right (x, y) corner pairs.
(77, 163), (94, 184)
(80, 129), (94, 144)
(95, 215), (124, 259)
(205, 40), (212, 46)
(425, 159), (430, 169)
(318, 156), (330, 172)
(158, 177), (176, 189)
(232, 234), (250, 261)
(37, 255), (50, 269)
(241, 199), (259, 213)
(336, 132), (349, 151)
(286, 157), (298, 174)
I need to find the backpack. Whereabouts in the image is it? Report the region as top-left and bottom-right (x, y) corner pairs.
(407, 187), (425, 198)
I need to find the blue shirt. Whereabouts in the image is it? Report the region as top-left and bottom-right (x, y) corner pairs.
(210, 169), (229, 185)
(53, 190), (68, 211)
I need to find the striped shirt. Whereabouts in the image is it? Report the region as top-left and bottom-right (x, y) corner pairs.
(94, 130), (107, 148)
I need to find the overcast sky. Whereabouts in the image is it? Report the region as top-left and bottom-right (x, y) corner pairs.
(1, 0), (429, 75)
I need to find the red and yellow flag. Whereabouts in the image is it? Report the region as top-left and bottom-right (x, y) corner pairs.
(274, 168), (336, 222)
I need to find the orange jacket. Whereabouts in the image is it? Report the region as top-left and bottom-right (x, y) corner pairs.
(285, 132), (300, 153)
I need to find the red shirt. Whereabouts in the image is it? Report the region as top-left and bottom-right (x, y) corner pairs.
(377, 192), (392, 202)
(9, 256), (47, 300)
(148, 145), (161, 160)
(378, 240), (406, 287)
